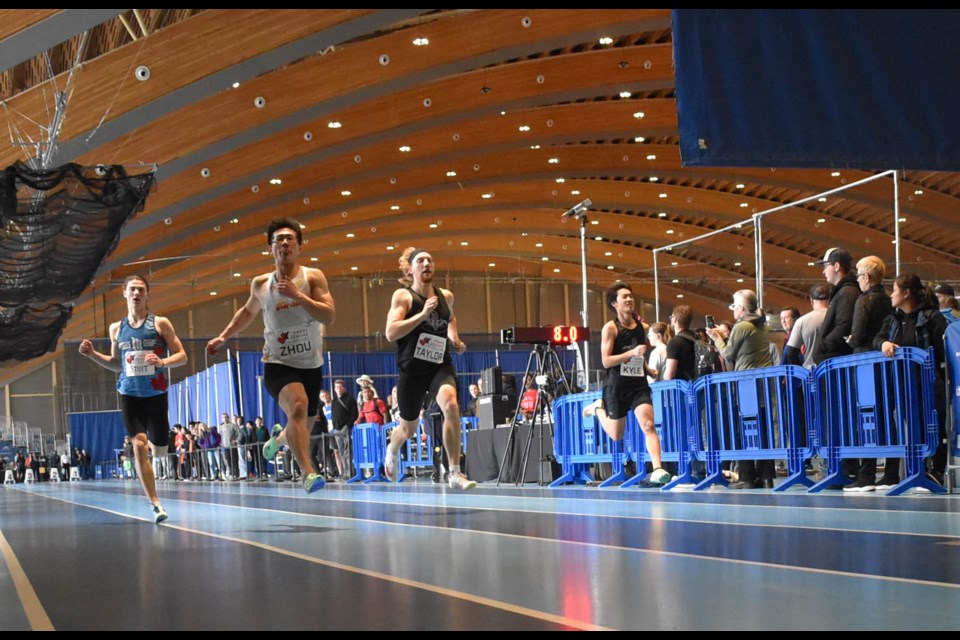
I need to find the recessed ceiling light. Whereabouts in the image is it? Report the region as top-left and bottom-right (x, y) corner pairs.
(555, 178), (565, 183)
(605, 251), (613, 256)
(607, 265), (615, 270)
(535, 242), (543, 247)
(734, 262), (742, 266)
(634, 136), (645, 143)
(232, 82), (240, 89)
(831, 171), (841, 177)
(666, 229), (675, 234)
(341, 190), (351, 196)
(599, 37), (613, 45)
(818, 197), (827, 202)
(649, 177), (659, 182)
(390, 205), (400, 210)
(310, 257), (318, 262)
(261, 251), (269, 255)
(671, 261), (678, 266)
(530, 144), (540, 149)
(210, 291), (218, 296)
(553, 268), (560, 273)
(232, 272), (241, 277)
(328, 121), (341, 129)
(914, 189), (923, 195)
(481, 193), (493, 199)
(593, 236), (603, 241)
(676, 294), (684, 298)
(446, 171), (456, 177)
(898, 217), (907, 222)
(659, 193), (668, 199)
(489, 262), (496, 267)
(735, 183), (745, 189)
(571, 190), (580, 195)
(412, 37), (429, 46)
(590, 220), (599, 225)
(548, 158), (559, 164)
(646, 154), (657, 160)
(345, 233), (354, 238)
(460, 241), (469, 246)
(230, 218), (239, 224)
(817, 218), (826, 224)
(269, 178), (281, 185)
(299, 224), (306, 229)
(672, 279), (680, 283)
(351, 266), (358, 271)
(633, 111), (645, 119)
(518, 125), (531, 132)
(658, 212), (667, 218)
(386, 245), (395, 251)
(429, 223), (438, 228)
(399, 145), (411, 152)
(619, 91), (632, 98)
(740, 202), (749, 207)
(541, 256), (549, 261)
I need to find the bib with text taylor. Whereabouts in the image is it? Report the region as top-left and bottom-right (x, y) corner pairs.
(414, 333), (446, 364)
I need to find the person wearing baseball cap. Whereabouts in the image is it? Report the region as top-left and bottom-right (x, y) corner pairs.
(811, 247), (861, 487)
(812, 247), (859, 366)
(933, 283), (960, 323)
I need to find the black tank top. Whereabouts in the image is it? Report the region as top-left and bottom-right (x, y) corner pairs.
(396, 286), (453, 373)
(604, 318), (649, 389)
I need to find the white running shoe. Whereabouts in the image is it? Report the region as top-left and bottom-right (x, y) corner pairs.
(650, 468), (671, 485)
(583, 398), (602, 418)
(152, 503), (168, 524)
(384, 446), (400, 482)
(447, 471), (477, 491)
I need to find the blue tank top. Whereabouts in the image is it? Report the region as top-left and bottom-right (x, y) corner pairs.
(116, 314), (168, 397)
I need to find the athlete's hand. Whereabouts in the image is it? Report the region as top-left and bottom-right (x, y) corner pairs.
(78, 339), (93, 356)
(454, 339), (466, 354)
(143, 353), (164, 367)
(207, 337), (225, 355)
(633, 344), (647, 358)
(422, 296), (439, 315)
(275, 276), (302, 301)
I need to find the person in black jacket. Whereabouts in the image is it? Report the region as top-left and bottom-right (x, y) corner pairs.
(813, 247), (860, 366)
(872, 273), (948, 490)
(842, 256), (893, 492)
(331, 378), (358, 478)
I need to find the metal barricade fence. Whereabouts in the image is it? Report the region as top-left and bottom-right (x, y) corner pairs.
(622, 380), (701, 490)
(693, 365), (817, 492)
(549, 391), (624, 488)
(348, 422), (386, 484)
(811, 346), (944, 495)
(399, 419), (434, 481)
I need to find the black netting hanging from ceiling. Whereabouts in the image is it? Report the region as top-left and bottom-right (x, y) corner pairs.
(0, 161), (156, 362)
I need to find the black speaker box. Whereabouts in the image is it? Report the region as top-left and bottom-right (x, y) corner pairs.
(481, 366), (503, 396)
(477, 394), (513, 430)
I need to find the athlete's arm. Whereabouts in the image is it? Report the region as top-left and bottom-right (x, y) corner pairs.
(385, 289), (427, 342)
(207, 276), (265, 354)
(279, 267), (335, 325)
(78, 321), (123, 372)
(443, 289), (466, 353)
(147, 316), (187, 369)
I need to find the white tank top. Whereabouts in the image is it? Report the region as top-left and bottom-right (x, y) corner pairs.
(261, 266), (324, 368)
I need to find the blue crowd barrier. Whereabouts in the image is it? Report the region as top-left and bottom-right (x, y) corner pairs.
(347, 422), (386, 484)
(622, 380), (701, 490)
(694, 365), (817, 492)
(549, 391), (624, 487)
(811, 346), (944, 495)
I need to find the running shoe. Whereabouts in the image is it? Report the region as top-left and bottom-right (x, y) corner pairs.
(384, 446), (400, 482)
(262, 424), (284, 461)
(152, 503), (168, 524)
(303, 472), (326, 494)
(649, 468), (671, 486)
(582, 398), (602, 418)
(447, 471), (477, 491)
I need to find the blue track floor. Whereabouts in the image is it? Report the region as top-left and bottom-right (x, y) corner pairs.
(2, 477), (959, 630)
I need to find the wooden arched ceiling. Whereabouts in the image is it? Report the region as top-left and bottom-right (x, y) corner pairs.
(3, 9), (960, 384)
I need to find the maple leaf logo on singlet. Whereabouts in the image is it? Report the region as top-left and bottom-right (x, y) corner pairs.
(277, 332), (289, 344)
(419, 336), (431, 345)
(151, 371), (168, 391)
(126, 355), (135, 363)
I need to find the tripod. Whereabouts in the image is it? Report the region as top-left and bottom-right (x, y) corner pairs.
(496, 343), (571, 486)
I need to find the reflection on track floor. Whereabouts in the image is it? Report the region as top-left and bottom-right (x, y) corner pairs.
(2, 479), (959, 630)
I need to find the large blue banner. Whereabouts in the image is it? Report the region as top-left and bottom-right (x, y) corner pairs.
(674, 10), (960, 170)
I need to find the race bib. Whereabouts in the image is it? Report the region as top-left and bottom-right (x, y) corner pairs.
(414, 333), (446, 363)
(123, 350), (156, 377)
(620, 355), (646, 377)
(273, 325), (314, 359)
